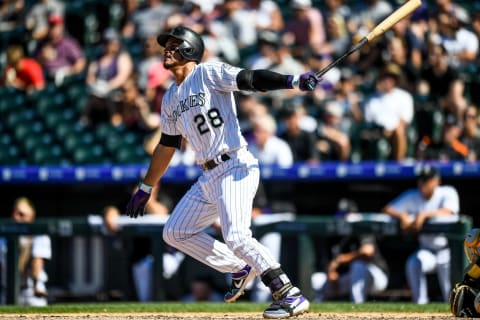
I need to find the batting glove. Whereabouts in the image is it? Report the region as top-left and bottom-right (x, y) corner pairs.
(125, 182), (152, 218)
(288, 72), (319, 91)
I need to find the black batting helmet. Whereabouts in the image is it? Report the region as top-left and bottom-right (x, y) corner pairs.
(157, 26), (205, 63)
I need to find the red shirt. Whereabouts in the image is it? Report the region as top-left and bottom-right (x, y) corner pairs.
(4, 58), (45, 89)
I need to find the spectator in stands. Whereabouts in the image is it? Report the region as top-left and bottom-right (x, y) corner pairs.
(433, 10), (479, 68)
(279, 104), (319, 162)
(361, 63), (414, 161)
(332, 72), (362, 131)
(247, 0), (284, 33)
(2, 44), (45, 92)
(11, 197), (52, 306)
(122, 0), (178, 40)
(385, 7), (426, 73)
(316, 100), (351, 161)
(320, 0), (351, 57)
(418, 41), (462, 110)
(0, 0), (25, 32)
(382, 35), (418, 91)
(472, 12), (480, 56)
(460, 105), (480, 161)
(25, 0), (65, 42)
(248, 113), (294, 168)
(311, 199), (389, 304)
(347, 0), (392, 34)
(103, 183), (185, 302)
(382, 165), (460, 304)
(82, 28), (133, 126)
(417, 113), (469, 161)
(112, 75), (160, 132)
(136, 36), (173, 112)
(284, 0), (326, 59)
(35, 13), (86, 85)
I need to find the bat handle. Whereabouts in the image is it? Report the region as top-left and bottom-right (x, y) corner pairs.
(315, 37), (368, 79)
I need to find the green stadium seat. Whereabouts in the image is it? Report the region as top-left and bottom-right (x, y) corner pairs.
(0, 91), (26, 115)
(14, 121), (44, 141)
(72, 144), (106, 164)
(23, 133), (54, 154)
(31, 145), (63, 165)
(115, 145), (148, 164)
(6, 109), (35, 129)
(0, 144), (20, 165)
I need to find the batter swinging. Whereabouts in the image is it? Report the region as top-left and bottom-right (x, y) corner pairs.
(125, 26), (318, 318)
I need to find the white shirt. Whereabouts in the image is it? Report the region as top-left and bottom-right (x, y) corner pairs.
(388, 185), (460, 251)
(363, 87), (414, 131)
(161, 62), (247, 164)
(441, 28), (479, 67)
(249, 136), (294, 168)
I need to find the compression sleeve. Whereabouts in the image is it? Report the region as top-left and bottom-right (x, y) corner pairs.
(159, 133), (182, 149)
(237, 69), (291, 92)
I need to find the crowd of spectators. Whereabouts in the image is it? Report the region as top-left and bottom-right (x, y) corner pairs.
(1, 0), (480, 165)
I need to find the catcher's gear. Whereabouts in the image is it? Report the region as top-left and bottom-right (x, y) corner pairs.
(157, 26), (204, 63)
(465, 228), (480, 264)
(450, 283), (480, 318)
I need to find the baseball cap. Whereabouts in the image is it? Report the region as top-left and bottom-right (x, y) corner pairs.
(416, 165), (440, 182)
(379, 63), (402, 81)
(48, 13), (64, 25)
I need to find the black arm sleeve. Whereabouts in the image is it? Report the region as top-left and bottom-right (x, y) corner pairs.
(237, 69), (291, 92)
(159, 133), (182, 149)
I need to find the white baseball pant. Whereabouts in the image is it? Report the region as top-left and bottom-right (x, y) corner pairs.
(406, 247), (451, 304)
(162, 148), (280, 276)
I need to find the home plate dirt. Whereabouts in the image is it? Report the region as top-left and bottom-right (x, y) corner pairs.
(0, 312), (454, 319)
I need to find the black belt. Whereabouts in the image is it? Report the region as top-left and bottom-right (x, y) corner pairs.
(202, 154), (231, 170)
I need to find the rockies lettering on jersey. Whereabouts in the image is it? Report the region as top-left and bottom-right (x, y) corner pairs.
(169, 92), (206, 122)
(161, 62), (247, 164)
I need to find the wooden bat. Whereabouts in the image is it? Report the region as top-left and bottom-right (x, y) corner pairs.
(315, 0), (422, 79)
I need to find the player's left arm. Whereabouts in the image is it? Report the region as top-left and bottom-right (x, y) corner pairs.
(236, 69), (319, 92)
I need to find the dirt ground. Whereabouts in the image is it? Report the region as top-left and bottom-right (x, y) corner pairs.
(0, 312), (454, 320)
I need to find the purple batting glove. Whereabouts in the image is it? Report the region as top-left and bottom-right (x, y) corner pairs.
(125, 189), (150, 218)
(288, 72), (319, 91)
(299, 71), (319, 91)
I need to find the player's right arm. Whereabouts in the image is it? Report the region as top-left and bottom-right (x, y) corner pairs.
(142, 143), (176, 187)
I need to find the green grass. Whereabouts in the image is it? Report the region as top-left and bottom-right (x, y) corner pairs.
(0, 302), (450, 314)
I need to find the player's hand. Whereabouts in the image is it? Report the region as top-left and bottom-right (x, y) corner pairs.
(125, 188), (151, 218)
(298, 72), (319, 91)
(288, 72), (320, 91)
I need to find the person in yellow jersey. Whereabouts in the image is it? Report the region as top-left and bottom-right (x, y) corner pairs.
(450, 228), (480, 317)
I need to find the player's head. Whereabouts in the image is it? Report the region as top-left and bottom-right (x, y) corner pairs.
(465, 228), (480, 263)
(416, 165), (441, 199)
(157, 26), (204, 65)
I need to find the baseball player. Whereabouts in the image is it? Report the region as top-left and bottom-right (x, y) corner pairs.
(450, 228), (480, 317)
(125, 26), (318, 318)
(383, 165), (460, 304)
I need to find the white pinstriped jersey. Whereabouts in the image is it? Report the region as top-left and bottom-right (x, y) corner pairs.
(160, 62), (247, 164)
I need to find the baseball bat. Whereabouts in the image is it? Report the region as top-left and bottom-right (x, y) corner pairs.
(315, 0), (422, 79)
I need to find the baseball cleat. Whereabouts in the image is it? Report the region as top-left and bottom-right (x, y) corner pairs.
(263, 291), (310, 319)
(224, 265), (255, 302)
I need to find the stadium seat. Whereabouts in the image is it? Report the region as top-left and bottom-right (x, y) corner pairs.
(14, 121), (44, 141)
(115, 145), (148, 164)
(31, 145), (63, 165)
(0, 144), (20, 165)
(23, 133), (54, 154)
(6, 109), (35, 129)
(72, 144), (106, 164)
